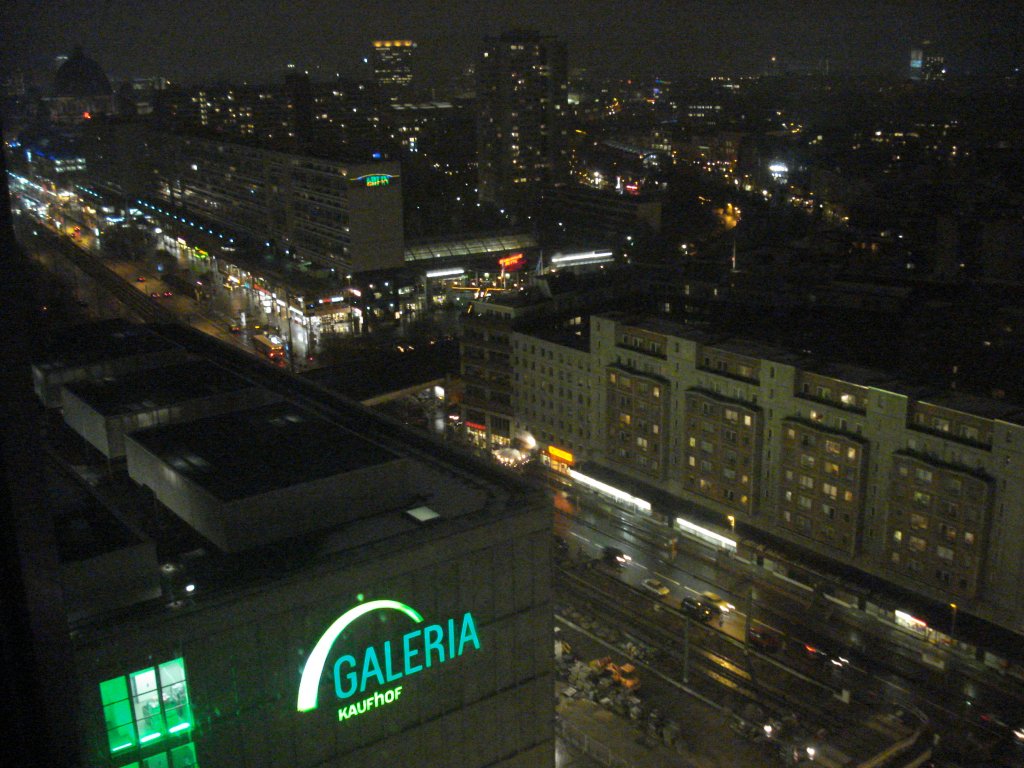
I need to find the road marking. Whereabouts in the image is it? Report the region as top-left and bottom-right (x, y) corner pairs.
(655, 572), (680, 586)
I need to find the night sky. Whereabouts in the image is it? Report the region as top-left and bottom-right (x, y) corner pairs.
(2, 0), (1022, 86)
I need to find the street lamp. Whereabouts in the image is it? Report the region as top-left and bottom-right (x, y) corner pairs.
(950, 602), (958, 640)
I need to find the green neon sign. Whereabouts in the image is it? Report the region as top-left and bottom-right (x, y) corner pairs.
(296, 598), (481, 720)
(355, 173), (395, 187)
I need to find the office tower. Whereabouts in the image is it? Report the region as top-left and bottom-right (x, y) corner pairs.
(161, 132), (404, 273)
(372, 40), (417, 102)
(910, 42), (946, 81)
(476, 30), (568, 213)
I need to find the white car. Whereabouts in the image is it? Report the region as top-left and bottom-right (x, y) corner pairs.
(643, 578), (671, 597)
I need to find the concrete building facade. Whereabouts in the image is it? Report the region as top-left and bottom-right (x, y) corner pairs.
(507, 312), (1024, 636)
(160, 133), (404, 273)
(476, 30), (568, 212)
(27, 321), (554, 768)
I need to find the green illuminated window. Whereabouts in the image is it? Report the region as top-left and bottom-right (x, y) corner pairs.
(99, 657), (194, 761)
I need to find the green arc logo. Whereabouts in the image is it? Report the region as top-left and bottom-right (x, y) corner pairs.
(296, 599), (423, 712)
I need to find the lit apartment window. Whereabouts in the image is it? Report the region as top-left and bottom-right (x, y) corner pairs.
(799, 475), (814, 489)
(913, 491), (931, 507)
(743, 414), (752, 426)
(800, 455), (815, 469)
(824, 462), (840, 476)
(840, 393), (856, 406)
(931, 417), (950, 432)
(909, 536), (927, 552)
(825, 440), (841, 455)
(798, 495), (813, 510)
(911, 513), (928, 530)
(846, 447), (857, 461)
(822, 482), (838, 499)
(892, 530), (903, 544)
(915, 468), (933, 483)
(725, 409), (739, 422)
(652, 386), (661, 398)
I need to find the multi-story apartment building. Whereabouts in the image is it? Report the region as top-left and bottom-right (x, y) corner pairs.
(158, 132), (403, 273)
(505, 311), (1024, 635)
(511, 319), (594, 469)
(459, 273), (632, 454)
(477, 30), (568, 212)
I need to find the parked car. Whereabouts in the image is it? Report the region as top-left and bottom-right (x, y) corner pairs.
(642, 578), (670, 597)
(681, 597), (714, 623)
(749, 626), (782, 652)
(136, 275), (146, 282)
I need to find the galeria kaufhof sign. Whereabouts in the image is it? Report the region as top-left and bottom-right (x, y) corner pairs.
(297, 599), (481, 722)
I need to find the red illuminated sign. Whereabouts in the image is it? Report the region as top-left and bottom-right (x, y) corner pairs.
(465, 421), (486, 431)
(498, 253), (525, 271)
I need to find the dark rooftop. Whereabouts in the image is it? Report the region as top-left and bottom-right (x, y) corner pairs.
(62, 359), (262, 416)
(127, 402), (400, 502)
(32, 318), (182, 372)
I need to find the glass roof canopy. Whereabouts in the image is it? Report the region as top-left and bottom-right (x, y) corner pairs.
(404, 233), (537, 263)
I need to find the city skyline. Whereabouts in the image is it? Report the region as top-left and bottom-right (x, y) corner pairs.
(3, 0), (1023, 86)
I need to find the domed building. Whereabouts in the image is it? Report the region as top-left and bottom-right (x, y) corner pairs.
(46, 46), (116, 124)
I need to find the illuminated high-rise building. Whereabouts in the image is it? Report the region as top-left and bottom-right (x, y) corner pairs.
(909, 41), (946, 81)
(476, 30), (568, 212)
(371, 40), (417, 102)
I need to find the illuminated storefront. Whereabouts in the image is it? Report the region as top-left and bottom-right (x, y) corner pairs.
(542, 445), (575, 475)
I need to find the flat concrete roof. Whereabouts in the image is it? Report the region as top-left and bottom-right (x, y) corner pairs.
(918, 392), (1024, 423)
(128, 402), (399, 502)
(62, 359), (262, 416)
(522, 323), (591, 352)
(32, 318), (181, 372)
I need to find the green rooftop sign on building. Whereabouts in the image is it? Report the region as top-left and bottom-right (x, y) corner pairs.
(297, 598), (481, 722)
(354, 173), (397, 187)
